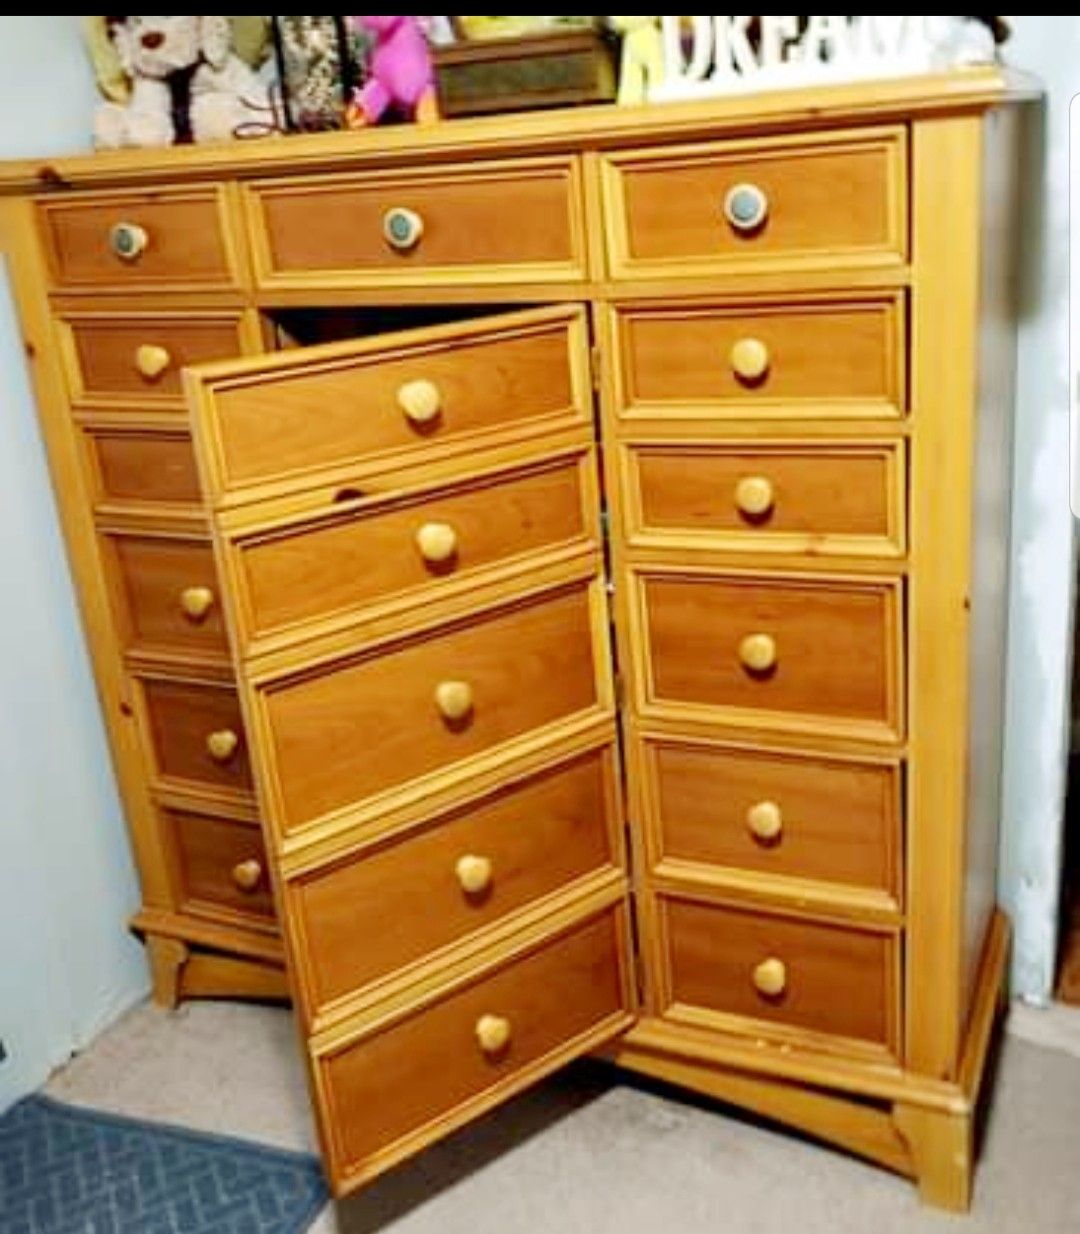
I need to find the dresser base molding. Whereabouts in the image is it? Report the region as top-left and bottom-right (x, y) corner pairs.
(606, 911), (1009, 1211)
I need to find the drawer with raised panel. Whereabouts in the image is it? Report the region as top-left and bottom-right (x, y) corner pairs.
(256, 576), (609, 840)
(622, 440), (905, 556)
(608, 295), (904, 421)
(166, 807), (274, 922)
(85, 426), (202, 512)
(36, 186), (240, 291)
(225, 450), (598, 650)
(290, 744), (623, 1018)
(104, 533), (227, 660)
(140, 677), (253, 797)
(600, 127), (906, 279)
(244, 156), (586, 290)
(60, 313), (250, 405)
(634, 570), (903, 740)
(659, 895), (898, 1051)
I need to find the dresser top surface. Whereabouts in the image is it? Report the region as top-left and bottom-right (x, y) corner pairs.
(0, 67), (1035, 196)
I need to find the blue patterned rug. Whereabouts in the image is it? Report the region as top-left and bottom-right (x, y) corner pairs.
(0, 1095), (328, 1234)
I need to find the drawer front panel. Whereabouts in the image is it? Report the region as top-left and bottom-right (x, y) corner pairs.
(662, 897), (896, 1048)
(293, 746), (621, 1011)
(37, 187), (238, 290)
(262, 581), (604, 836)
(142, 679), (253, 795)
(167, 808), (274, 920)
(318, 907), (629, 1187)
(626, 441), (903, 555)
(247, 157), (585, 286)
(612, 298), (903, 419)
(63, 315), (247, 404)
(108, 535), (227, 658)
(602, 128), (906, 278)
(648, 740), (900, 898)
(88, 429), (202, 509)
(233, 453), (595, 646)
(639, 573), (902, 736)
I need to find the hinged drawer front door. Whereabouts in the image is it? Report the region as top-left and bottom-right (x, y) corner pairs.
(185, 307), (633, 1196)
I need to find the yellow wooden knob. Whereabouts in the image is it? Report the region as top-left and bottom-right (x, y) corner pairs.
(206, 729), (240, 763)
(739, 633), (777, 673)
(231, 858), (263, 893)
(383, 206), (424, 251)
(735, 475), (775, 518)
(135, 344), (172, 381)
(397, 378), (442, 425)
(753, 957), (787, 998)
(455, 854), (493, 896)
(435, 680), (473, 722)
(179, 585), (215, 622)
(109, 221), (149, 261)
(475, 1013), (511, 1056)
(729, 337), (770, 383)
(416, 521), (458, 564)
(746, 800), (783, 842)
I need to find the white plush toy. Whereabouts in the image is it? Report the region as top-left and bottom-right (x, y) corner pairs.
(93, 16), (270, 148)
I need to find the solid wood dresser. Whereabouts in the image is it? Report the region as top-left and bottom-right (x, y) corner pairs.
(0, 69), (1032, 1209)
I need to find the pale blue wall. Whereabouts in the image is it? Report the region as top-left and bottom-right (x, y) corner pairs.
(0, 16), (147, 1113)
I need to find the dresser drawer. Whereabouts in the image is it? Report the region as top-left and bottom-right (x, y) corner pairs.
(645, 739), (900, 900)
(191, 306), (590, 508)
(141, 678), (253, 797)
(228, 452), (597, 649)
(37, 186), (239, 290)
(61, 313), (249, 405)
(245, 156), (586, 289)
(86, 427), (202, 511)
(637, 571), (902, 739)
(316, 906), (630, 1187)
(260, 578), (607, 838)
(166, 808), (274, 922)
(106, 534), (227, 659)
(660, 896), (897, 1050)
(292, 745), (622, 1015)
(623, 440), (904, 556)
(601, 127), (906, 279)
(610, 296), (904, 420)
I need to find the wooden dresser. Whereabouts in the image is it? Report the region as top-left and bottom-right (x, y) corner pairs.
(0, 70), (1032, 1209)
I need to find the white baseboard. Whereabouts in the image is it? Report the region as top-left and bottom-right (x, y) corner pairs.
(1007, 999), (1080, 1059)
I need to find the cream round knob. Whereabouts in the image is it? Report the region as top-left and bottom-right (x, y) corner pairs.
(723, 182), (769, 234)
(746, 800), (783, 843)
(416, 521), (458, 565)
(231, 859), (263, 893)
(475, 1013), (511, 1056)
(135, 344), (172, 381)
(397, 378), (442, 426)
(752, 957), (787, 998)
(455, 854), (493, 896)
(206, 729), (240, 763)
(109, 220), (149, 261)
(435, 680), (473, 722)
(735, 475), (775, 518)
(179, 585), (215, 622)
(729, 337), (770, 383)
(383, 206), (424, 252)
(739, 633), (777, 674)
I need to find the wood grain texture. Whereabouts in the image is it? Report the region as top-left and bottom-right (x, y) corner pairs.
(85, 426), (202, 510)
(139, 677), (253, 797)
(166, 807), (274, 922)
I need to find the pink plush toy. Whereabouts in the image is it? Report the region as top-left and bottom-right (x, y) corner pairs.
(347, 16), (439, 127)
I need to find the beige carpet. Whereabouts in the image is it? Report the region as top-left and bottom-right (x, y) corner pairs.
(44, 1001), (1080, 1233)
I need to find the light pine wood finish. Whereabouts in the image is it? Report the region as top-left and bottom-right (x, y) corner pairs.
(4, 72), (1032, 1206)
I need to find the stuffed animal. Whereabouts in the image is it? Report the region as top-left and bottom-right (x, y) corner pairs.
(609, 16), (665, 105)
(345, 16), (439, 127)
(91, 16), (271, 148)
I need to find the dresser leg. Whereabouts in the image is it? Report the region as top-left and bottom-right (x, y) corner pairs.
(147, 935), (189, 1009)
(893, 1104), (973, 1212)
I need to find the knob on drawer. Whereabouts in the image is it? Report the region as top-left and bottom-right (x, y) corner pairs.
(752, 957), (787, 998)
(746, 800), (783, 842)
(729, 337), (770, 384)
(179, 585), (215, 622)
(109, 220), (149, 261)
(416, 521), (458, 564)
(231, 859), (263, 893)
(435, 680), (473, 722)
(739, 633), (777, 674)
(206, 728), (240, 763)
(723, 182), (769, 234)
(735, 475), (775, 518)
(455, 853), (493, 896)
(475, 1013), (511, 1056)
(135, 344), (172, 381)
(383, 206), (424, 252)
(397, 378), (442, 426)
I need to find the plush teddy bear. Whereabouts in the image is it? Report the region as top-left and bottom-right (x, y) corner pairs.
(92, 16), (271, 148)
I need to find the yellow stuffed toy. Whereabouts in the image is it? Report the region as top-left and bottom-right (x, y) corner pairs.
(609, 16), (664, 105)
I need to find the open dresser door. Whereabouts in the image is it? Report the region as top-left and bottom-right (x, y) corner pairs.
(184, 305), (635, 1194)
